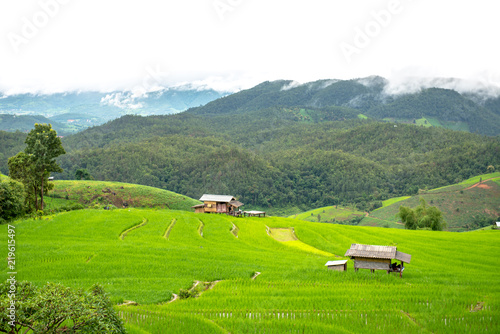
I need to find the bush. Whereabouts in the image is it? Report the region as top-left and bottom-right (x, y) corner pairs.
(0, 281), (125, 333)
(0, 180), (25, 223)
(179, 288), (197, 299)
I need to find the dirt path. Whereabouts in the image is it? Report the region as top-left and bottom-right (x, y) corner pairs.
(464, 181), (492, 191)
(230, 223), (239, 238)
(168, 293), (178, 303)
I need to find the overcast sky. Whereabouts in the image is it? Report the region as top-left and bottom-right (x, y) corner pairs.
(1, 0), (499, 94)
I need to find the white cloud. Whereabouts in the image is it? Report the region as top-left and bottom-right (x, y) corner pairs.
(281, 81), (302, 91)
(0, 0), (499, 93)
(100, 93), (144, 110)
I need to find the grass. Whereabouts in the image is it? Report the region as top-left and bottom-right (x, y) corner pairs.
(2, 209), (498, 333)
(379, 196), (411, 208)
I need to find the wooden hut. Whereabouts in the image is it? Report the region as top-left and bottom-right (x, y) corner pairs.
(325, 260), (347, 272)
(193, 194), (244, 215)
(344, 243), (411, 277)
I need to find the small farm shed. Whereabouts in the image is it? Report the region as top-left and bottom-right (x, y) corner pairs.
(344, 243), (411, 277)
(243, 210), (266, 217)
(193, 194), (244, 215)
(325, 260), (347, 272)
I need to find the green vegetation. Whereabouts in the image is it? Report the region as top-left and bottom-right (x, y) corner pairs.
(1, 209), (498, 333)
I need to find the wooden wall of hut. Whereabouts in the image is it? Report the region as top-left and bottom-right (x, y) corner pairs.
(354, 257), (390, 270)
(204, 201), (217, 213)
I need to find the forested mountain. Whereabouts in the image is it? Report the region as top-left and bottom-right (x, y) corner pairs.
(1, 78), (499, 213)
(0, 114), (81, 135)
(50, 118), (498, 212)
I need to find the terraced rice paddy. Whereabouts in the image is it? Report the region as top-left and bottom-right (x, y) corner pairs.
(1, 209), (498, 333)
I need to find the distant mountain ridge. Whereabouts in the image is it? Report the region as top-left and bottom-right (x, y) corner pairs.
(0, 87), (227, 134)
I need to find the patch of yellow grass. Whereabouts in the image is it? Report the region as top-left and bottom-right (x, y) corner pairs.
(269, 227), (333, 257)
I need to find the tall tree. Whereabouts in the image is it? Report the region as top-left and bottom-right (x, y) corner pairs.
(24, 123), (65, 210)
(8, 124), (65, 211)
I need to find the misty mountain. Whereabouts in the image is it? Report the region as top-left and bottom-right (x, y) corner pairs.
(187, 77), (500, 136)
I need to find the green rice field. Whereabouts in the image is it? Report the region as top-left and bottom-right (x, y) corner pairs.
(1, 209), (499, 333)
(288, 205), (364, 223)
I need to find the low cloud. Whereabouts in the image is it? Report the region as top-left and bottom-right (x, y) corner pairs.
(100, 92), (144, 110)
(281, 81), (302, 91)
(384, 76), (500, 99)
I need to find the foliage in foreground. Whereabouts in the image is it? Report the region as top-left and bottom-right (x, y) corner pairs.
(0, 281), (125, 333)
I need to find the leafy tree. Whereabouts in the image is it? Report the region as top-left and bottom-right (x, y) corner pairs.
(397, 206), (418, 230)
(8, 124), (65, 211)
(0, 179), (25, 223)
(398, 198), (446, 231)
(0, 281), (125, 333)
(75, 168), (93, 180)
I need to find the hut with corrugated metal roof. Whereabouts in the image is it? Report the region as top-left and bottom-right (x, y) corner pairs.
(193, 194), (244, 215)
(325, 260), (348, 272)
(344, 243), (411, 277)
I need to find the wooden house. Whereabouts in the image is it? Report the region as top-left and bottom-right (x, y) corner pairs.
(325, 260), (347, 272)
(344, 243), (411, 277)
(193, 194), (244, 215)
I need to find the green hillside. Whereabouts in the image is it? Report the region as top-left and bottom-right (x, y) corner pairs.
(46, 180), (200, 211)
(1, 209), (498, 333)
(362, 173), (500, 231)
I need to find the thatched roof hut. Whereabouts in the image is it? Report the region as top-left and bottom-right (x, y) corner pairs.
(344, 244), (411, 276)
